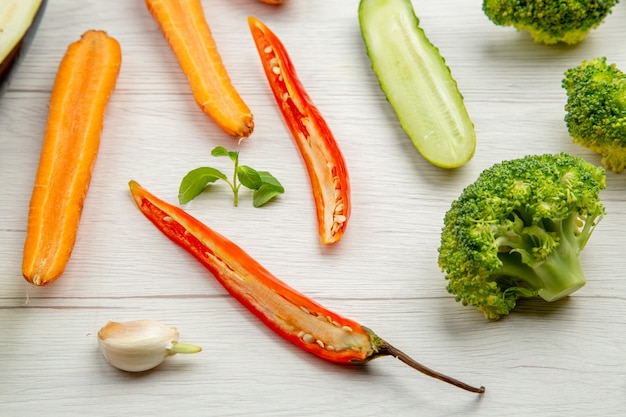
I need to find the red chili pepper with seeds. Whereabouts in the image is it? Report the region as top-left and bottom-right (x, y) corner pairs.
(128, 180), (485, 394)
(248, 16), (350, 245)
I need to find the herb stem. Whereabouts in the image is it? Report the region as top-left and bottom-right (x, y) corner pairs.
(232, 153), (239, 206)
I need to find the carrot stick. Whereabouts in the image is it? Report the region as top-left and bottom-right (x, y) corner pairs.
(22, 30), (121, 286)
(145, 0), (254, 138)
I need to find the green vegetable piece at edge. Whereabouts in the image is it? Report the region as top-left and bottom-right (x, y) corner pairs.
(358, 0), (476, 169)
(482, 0), (619, 45)
(562, 57), (626, 173)
(0, 0), (48, 97)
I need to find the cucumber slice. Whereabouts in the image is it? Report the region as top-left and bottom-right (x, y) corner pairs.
(359, 0), (475, 169)
(0, 0), (47, 96)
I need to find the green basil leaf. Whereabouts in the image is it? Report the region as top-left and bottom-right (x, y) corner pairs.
(211, 146), (229, 157)
(237, 165), (263, 190)
(178, 167), (228, 204)
(253, 183), (285, 207)
(211, 146), (238, 162)
(257, 171), (284, 189)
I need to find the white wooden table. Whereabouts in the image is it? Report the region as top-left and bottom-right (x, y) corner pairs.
(2, 1), (626, 416)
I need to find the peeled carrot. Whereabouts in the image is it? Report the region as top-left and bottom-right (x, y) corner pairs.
(22, 30), (121, 286)
(145, 0), (254, 138)
(258, 0), (286, 4)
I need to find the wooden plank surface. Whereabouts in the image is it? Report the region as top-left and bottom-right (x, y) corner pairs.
(1, 1), (626, 415)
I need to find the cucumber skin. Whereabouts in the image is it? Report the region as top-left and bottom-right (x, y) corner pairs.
(358, 0), (476, 169)
(0, 0), (48, 97)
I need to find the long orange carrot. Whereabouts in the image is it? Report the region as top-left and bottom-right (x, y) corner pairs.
(145, 0), (254, 138)
(22, 30), (121, 286)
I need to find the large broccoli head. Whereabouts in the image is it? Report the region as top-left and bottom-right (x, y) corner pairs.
(438, 153), (605, 320)
(563, 57), (626, 173)
(482, 0), (620, 45)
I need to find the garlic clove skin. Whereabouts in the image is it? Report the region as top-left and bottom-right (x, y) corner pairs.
(97, 320), (202, 372)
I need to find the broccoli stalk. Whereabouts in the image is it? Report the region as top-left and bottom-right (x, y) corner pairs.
(482, 0), (620, 45)
(563, 57), (626, 173)
(494, 210), (592, 302)
(439, 153), (605, 320)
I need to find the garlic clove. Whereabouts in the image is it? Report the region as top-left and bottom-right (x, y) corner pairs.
(97, 320), (202, 372)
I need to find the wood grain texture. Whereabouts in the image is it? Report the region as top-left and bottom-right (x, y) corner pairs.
(1, 1), (626, 415)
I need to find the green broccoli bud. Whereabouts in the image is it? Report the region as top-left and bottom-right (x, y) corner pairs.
(482, 0), (619, 45)
(438, 153), (605, 320)
(563, 57), (626, 173)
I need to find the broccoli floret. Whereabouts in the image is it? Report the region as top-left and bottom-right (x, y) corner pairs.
(482, 0), (620, 45)
(438, 153), (605, 320)
(563, 57), (626, 173)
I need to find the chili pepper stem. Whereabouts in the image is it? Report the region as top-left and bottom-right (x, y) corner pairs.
(375, 341), (485, 394)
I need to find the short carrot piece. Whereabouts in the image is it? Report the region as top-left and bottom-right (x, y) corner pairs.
(145, 0), (254, 138)
(22, 30), (121, 286)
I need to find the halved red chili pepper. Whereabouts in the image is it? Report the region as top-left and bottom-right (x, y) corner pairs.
(248, 16), (350, 245)
(128, 180), (485, 394)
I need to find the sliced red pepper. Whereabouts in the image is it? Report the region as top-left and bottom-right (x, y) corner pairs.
(248, 16), (350, 245)
(128, 180), (485, 393)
